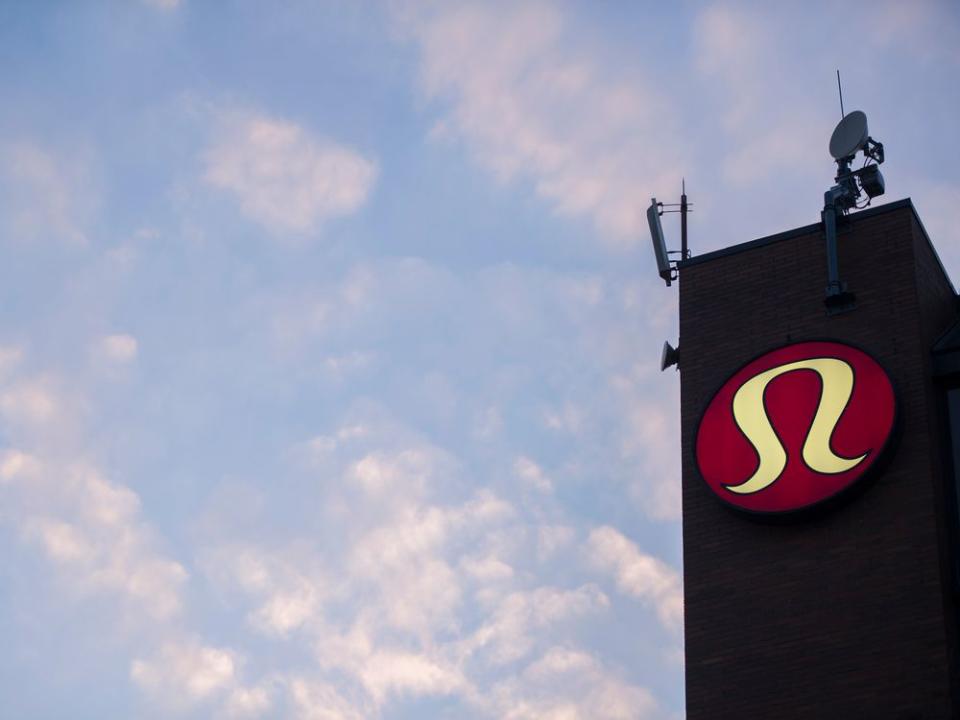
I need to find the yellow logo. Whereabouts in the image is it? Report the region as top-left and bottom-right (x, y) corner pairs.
(725, 358), (867, 495)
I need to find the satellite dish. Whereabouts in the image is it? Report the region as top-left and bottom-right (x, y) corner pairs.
(829, 110), (869, 160)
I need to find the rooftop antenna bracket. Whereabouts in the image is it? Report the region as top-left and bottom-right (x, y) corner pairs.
(822, 73), (886, 315)
(646, 181), (692, 287)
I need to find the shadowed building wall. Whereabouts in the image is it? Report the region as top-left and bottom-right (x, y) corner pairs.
(678, 200), (958, 719)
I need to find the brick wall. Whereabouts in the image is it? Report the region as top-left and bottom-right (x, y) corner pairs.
(679, 201), (957, 719)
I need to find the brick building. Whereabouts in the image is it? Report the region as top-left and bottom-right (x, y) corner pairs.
(678, 199), (959, 718)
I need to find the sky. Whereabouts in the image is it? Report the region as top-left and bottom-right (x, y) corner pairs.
(0, 1), (958, 718)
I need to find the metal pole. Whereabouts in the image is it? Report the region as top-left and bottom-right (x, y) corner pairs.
(823, 188), (841, 295)
(680, 179), (688, 259)
(822, 184), (855, 314)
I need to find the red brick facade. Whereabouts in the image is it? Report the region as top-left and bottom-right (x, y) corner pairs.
(678, 200), (958, 718)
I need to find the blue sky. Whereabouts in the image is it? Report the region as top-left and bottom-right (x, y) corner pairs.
(0, 1), (958, 718)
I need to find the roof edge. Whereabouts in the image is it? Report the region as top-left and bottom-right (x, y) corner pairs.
(677, 198), (917, 270)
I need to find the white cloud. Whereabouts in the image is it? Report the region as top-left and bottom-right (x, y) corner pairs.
(461, 554), (514, 583)
(144, 0), (181, 9)
(131, 639), (237, 703)
(0, 448), (40, 483)
(513, 455), (553, 493)
(543, 401), (584, 434)
(693, 4), (829, 190)
(359, 650), (468, 703)
(197, 416), (665, 717)
(586, 526), (683, 633)
(0, 345), (23, 378)
(223, 685), (272, 719)
(536, 525), (575, 561)
(0, 377), (61, 429)
(17, 462), (188, 620)
(0, 368), (189, 636)
(204, 112), (377, 235)
(397, 1), (684, 244)
(93, 333), (139, 364)
(198, 544), (324, 638)
(486, 646), (658, 719)
(464, 584), (609, 665)
(0, 141), (96, 244)
(610, 367), (682, 522)
(346, 448), (437, 501)
(288, 679), (367, 720)
(694, 4), (771, 131)
(250, 586), (319, 637)
(866, 0), (960, 63)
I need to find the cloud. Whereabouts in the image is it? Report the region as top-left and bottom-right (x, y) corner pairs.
(0, 346), (23, 377)
(866, 0), (960, 63)
(486, 646), (658, 719)
(261, 255), (681, 523)
(93, 333), (139, 364)
(513, 455), (553, 493)
(0, 141), (97, 244)
(0, 174), (686, 713)
(397, 1), (685, 244)
(536, 525), (575, 562)
(692, 4), (827, 188)
(131, 639), (237, 702)
(203, 112), (377, 235)
(586, 526), (683, 633)
(144, 0), (182, 9)
(191, 407), (675, 717)
(463, 584), (609, 666)
(199, 544), (324, 638)
(16, 460), (188, 621)
(358, 650), (468, 704)
(223, 686), (273, 719)
(346, 487), (514, 639)
(0, 357), (256, 717)
(0, 377), (61, 430)
(288, 679), (367, 720)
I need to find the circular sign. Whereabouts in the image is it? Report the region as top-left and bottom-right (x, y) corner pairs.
(695, 341), (896, 515)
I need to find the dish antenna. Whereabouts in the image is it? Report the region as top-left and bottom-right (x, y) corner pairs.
(829, 110), (869, 160)
(821, 73), (886, 314)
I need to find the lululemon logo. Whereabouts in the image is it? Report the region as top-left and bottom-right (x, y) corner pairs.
(695, 341), (896, 515)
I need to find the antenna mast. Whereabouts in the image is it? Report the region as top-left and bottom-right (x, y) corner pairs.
(822, 78), (887, 315)
(681, 178), (689, 260)
(836, 70), (845, 118)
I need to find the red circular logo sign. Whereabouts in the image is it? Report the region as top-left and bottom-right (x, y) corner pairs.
(695, 341), (896, 515)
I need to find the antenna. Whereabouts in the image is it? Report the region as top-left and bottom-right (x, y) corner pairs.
(829, 111), (869, 160)
(821, 86), (887, 315)
(647, 200), (671, 286)
(836, 69), (845, 119)
(647, 182), (691, 372)
(646, 181), (692, 288)
(681, 178), (688, 260)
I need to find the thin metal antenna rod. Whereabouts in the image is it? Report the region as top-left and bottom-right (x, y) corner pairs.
(680, 178), (688, 259)
(836, 69), (845, 119)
